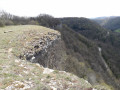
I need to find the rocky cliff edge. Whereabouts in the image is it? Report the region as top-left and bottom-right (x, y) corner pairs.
(0, 25), (111, 90)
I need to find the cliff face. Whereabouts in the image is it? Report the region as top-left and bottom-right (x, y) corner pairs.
(1, 25), (93, 90)
(0, 25), (115, 90)
(24, 31), (66, 70)
(18, 25), (120, 90)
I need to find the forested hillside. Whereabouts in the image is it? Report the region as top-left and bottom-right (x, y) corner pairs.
(61, 17), (120, 80)
(93, 16), (120, 31)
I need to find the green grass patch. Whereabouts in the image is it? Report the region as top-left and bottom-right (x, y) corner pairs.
(115, 28), (120, 32)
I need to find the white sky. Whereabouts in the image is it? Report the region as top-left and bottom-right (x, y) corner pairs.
(0, 0), (120, 18)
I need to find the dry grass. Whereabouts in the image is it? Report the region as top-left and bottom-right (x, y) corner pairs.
(0, 25), (111, 90)
(0, 25), (59, 89)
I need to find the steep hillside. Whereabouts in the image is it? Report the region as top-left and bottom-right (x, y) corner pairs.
(93, 16), (120, 31)
(60, 17), (108, 41)
(0, 25), (95, 90)
(61, 17), (120, 47)
(60, 18), (120, 89)
(1, 12), (120, 89)
(56, 25), (120, 90)
(103, 17), (120, 31)
(92, 16), (117, 26)
(0, 25), (114, 90)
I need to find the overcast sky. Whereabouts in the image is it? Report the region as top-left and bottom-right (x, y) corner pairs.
(0, 0), (120, 18)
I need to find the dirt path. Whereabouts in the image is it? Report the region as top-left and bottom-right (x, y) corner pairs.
(98, 47), (113, 76)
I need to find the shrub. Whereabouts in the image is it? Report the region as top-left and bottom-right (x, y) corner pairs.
(0, 20), (4, 27)
(5, 20), (14, 25)
(28, 20), (39, 25)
